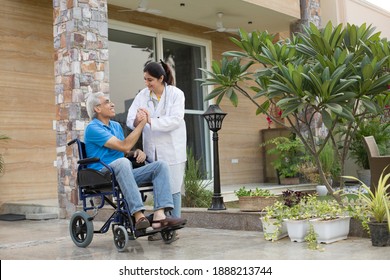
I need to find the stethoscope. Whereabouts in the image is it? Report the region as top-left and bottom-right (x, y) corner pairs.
(147, 87), (167, 116)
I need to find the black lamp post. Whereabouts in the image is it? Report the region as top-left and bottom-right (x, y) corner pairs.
(203, 104), (227, 210)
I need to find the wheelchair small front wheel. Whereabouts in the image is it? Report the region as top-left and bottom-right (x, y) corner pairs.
(69, 211), (94, 248)
(113, 225), (129, 252)
(161, 230), (177, 244)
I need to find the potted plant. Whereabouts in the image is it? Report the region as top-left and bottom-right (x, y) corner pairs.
(308, 196), (351, 244)
(348, 118), (390, 186)
(280, 191), (312, 242)
(260, 189), (308, 241)
(235, 186), (279, 212)
(285, 194), (349, 244)
(260, 134), (308, 185)
(283, 198), (314, 242)
(260, 201), (289, 241)
(344, 167), (390, 246)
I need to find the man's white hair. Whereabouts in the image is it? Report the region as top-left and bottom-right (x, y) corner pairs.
(85, 92), (105, 119)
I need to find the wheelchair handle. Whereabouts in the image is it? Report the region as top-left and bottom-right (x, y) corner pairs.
(67, 139), (77, 146)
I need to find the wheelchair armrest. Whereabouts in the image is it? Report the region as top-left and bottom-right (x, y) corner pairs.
(78, 157), (100, 165)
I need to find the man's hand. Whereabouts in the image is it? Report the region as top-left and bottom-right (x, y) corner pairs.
(133, 149), (146, 163)
(136, 108), (151, 125)
(106, 109), (149, 153)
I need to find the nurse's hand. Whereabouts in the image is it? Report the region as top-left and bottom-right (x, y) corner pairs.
(135, 108), (148, 126)
(138, 108), (151, 125)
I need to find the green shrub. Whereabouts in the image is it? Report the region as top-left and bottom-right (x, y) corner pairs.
(235, 186), (273, 197)
(182, 148), (212, 208)
(261, 134), (308, 179)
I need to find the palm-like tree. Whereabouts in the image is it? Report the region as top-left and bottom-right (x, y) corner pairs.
(198, 22), (390, 201)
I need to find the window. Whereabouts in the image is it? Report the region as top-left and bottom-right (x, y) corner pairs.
(108, 24), (211, 177)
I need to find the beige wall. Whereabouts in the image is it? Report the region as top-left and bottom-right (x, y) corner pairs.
(243, 0), (300, 18)
(321, 0), (390, 39)
(0, 0), (57, 205)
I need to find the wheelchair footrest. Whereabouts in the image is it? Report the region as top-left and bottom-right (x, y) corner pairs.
(135, 222), (186, 237)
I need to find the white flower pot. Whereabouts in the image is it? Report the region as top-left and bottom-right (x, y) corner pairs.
(260, 217), (288, 241)
(309, 216), (351, 244)
(285, 219), (310, 242)
(316, 185), (328, 196)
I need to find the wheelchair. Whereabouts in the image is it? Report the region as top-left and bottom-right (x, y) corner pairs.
(67, 139), (185, 251)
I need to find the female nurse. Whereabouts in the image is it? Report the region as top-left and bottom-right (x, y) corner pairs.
(127, 60), (187, 221)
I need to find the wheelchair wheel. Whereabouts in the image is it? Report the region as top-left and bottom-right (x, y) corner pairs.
(161, 229), (177, 244)
(69, 211), (94, 248)
(113, 225), (129, 252)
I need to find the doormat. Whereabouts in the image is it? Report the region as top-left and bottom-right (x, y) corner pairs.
(0, 213), (26, 221)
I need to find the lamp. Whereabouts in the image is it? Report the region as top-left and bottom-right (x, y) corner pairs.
(203, 104), (227, 210)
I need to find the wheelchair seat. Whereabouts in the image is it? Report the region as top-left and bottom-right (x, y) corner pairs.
(69, 138), (152, 194)
(78, 169), (113, 192)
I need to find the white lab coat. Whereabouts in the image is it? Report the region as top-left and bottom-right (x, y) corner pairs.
(127, 84), (187, 194)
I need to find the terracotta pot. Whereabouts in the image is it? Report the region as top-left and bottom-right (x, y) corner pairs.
(238, 196), (278, 212)
(280, 177), (300, 185)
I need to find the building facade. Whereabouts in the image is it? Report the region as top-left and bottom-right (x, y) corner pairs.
(1, 0), (388, 218)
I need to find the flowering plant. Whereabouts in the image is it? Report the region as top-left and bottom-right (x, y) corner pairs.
(266, 116), (272, 128)
(266, 104), (283, 128)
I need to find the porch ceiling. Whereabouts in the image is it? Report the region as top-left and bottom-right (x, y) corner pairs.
(108, 0), (301, 34)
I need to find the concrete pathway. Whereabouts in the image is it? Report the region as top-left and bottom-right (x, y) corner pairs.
(0, 219), (388, 260)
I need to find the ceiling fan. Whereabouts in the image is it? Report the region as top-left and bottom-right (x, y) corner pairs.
(204, 12), (239, 33)
(117, 0), (162, 15)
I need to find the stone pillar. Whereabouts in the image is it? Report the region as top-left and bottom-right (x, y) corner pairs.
(290, 0), (321, 34)
(53, 0), (109, 218)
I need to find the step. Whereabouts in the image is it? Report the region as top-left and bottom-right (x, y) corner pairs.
(0, 184), (316, 221)
(0, 199), (59, 220)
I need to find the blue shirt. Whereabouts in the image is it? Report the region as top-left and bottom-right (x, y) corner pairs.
(84, 118), (125, 170)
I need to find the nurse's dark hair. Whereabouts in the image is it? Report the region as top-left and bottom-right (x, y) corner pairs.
(143, 60), (174, 85)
